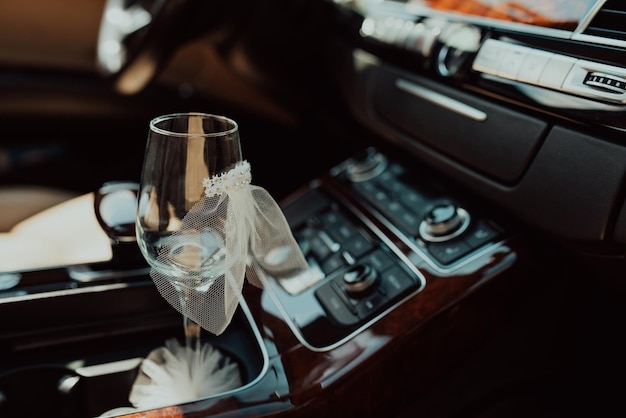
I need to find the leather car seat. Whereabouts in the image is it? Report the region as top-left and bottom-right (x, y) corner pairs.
(0, 186), (78, 232)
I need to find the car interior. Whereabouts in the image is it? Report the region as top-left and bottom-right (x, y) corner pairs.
(1, 0), (626, 417)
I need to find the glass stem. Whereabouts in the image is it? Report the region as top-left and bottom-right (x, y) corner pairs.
(179, 287), (201, 351)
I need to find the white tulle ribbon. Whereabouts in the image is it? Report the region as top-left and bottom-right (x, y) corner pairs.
(150, 160), (308, 335)
(97, 338), (242, 416)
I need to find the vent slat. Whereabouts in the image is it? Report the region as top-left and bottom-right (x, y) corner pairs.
(583, 1), (626, 42)
(598, 0), (626, 13)
(584, 27), (626, 42)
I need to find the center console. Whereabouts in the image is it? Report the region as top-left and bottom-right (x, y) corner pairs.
(1, 149), (526, 417)
(262, 147), (506, 350)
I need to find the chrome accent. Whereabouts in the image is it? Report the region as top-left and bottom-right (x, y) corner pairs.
(342, 263), (378, 293)
(67, 265), (150, 282)
(418, 207), (471, 243)
(0, 273), (20, 290)
(395, 78), (488, 121)
(76, 358), (143, 378)
(584, 72), (626, 94)
(564, 61), (626, 102)
(0, 281), (133, 303)
(474, 38), (626, 104)
(572, 33), (626, 48)
(573, 0), (610, 36)
(345, 150), (388, 182)
(319, 230), (341, 252)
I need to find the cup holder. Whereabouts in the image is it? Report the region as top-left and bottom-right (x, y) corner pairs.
(0, 366), (80, 418)
(0, 301), (266, 418)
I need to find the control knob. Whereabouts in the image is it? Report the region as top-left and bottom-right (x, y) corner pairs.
(419, 202), (470, 242)
(342, 263), (378, 294)
(345, 148), (388, 182)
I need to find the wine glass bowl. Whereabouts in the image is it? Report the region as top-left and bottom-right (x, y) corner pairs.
(135, 112), (244, 347)
(160, 226), (227, 290)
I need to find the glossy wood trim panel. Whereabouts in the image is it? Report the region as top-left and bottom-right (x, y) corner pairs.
(119, 166), (541, 418)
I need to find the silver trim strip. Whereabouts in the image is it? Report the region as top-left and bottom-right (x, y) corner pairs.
(395, 78), (488, 121)
(574, 0), (609, 36)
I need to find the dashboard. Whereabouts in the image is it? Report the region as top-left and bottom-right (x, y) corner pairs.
(331, 0), (626, 267)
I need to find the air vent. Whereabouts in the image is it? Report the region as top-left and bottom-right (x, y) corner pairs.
(583, 0), (626, 41)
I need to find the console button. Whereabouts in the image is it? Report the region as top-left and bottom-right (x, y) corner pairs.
(378, 266), (417, 300)
(497, 45), (527, 79)
(428, 240), (472, 265)
(342, 232), (374, 259)
(472, 38), (507, 74)
(361, 248), (396, 273)
(315, 282), (359, 326)
(463, 220), (501, 249)
(352, 172), (425, 236)
(379, 200), (422, 236)
(323, 211), (358, 242)
(517, 49), (552, 84)
(388, 182), (429, 215)
(353, 180), (380, 199)
(538, 54), (577, 90)
(354, 292), (388, 319)
(309, 232), (334, 260)
(321, 252), (348, 275)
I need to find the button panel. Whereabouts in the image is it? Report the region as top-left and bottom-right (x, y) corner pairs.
(295, 203), (422, 326)
(344, 153), (503, 269)
(270, 184), (426, 349)
(266, 150), (504, 350)
(473, 38), (626, 104)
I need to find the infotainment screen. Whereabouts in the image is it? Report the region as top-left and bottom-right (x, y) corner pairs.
(400, 0), (600, 31)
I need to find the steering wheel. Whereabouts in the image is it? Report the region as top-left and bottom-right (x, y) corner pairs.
(96, 0), (193, 94)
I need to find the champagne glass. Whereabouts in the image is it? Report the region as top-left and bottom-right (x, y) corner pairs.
(135, 112), (243, 351)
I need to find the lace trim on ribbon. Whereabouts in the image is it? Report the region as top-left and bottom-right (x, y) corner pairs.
(202, 160), (252, 198)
